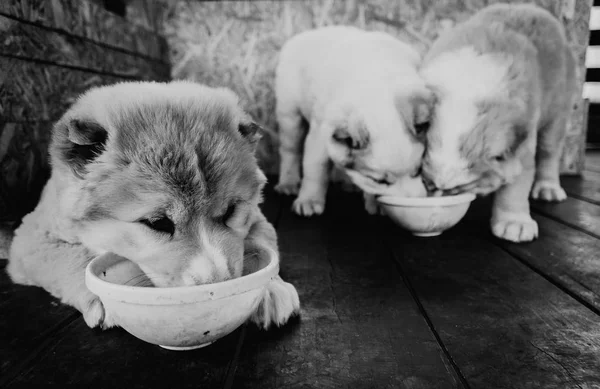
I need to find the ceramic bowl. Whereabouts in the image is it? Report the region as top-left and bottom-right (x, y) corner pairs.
(85, 249), (278, 351)
(377, 193), (476, 237)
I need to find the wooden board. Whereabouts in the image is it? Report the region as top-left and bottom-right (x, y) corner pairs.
(0, 0), (167, 61)
(499, 210), (600, 313)
(585, 150), (600, 172)
(561, 171), (600, 205)
(0, 258), (80, 386)
(230, 190), (462, 389)
(0, 15), (170, 81)
(531, 197), (600, 237)
(382, 212), (600, 388)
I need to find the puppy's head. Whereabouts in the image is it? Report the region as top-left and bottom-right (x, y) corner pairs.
(325, 85), (430, 195)
(50, 81), (266, 287)
(419, 47), (534, 196)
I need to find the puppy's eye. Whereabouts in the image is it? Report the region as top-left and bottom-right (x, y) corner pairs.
(493, 155), (506, 163)
(221, 203), (237, 223)
(140, 217), (175, 235)
(414, 121), (430, 135)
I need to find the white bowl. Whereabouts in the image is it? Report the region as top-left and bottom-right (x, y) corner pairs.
(377, 193), (476, 237)
(85, 250), (278, 351)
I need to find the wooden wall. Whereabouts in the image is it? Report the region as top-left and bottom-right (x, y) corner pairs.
(0, 0), (170, 222)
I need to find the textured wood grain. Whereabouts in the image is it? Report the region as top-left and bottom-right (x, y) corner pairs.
(0, 259), (80, 386)
(383, 208), (600, 389)
(585, 150), (600, 173)
(560, 0), (593, 174)
(531, 196), (600, 237)
(500, 210), (600, 312)
(231, 189), (462, 389)
(0, 0), (167, 60)
(0, 15), (170, 82)
(561, 170), (600, 204)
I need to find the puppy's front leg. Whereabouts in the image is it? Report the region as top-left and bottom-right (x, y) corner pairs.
(491, 157), (538, 243)
(293, 124), (331, 216)
(8, 224), (114, 329)
(244, 212), (300, 329)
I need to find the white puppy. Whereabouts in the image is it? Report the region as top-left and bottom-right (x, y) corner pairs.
(274, 26), (429, 216)
(419, 4), (576, 242)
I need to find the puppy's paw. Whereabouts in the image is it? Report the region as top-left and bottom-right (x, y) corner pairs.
(275, 180), (300, 196)
(251, 276), (300, 330)
(491, 213), (538, 243)
(81, 296), (116, 330)
(530, 180), (567, 202)
(292, 196), (325, 216)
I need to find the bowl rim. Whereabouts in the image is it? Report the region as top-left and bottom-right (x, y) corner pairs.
(377, 193), (476, 207)
(85, 248), (279, 305)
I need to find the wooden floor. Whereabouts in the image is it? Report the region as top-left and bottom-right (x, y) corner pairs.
(2, 154), (600, 388)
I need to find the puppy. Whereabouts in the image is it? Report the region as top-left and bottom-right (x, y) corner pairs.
(7, 81), (300, 329)
(419, 4), (576, 242)
(274, 26), (429, 216)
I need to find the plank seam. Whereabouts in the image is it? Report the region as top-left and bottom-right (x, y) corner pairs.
(0, 53), (146, 80)
(383, 233), (471, 389)
(222, 325), (248, 389)
(0, 12), (169, 66)
(221, 186), (285, 389)
(493, 243), (600, 318)
(563, 191), (600, 206)
(0, 312), (81, 387)
(530, 207), (600, 240)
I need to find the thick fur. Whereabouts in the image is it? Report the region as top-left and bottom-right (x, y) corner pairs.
(420, 3), (576, 242)
(8, 81), (300, 329)
(274, 26), (428, 217)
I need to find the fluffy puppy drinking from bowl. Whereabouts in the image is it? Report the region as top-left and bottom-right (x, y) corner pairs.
(7, 81), (300, 329)
(419, 3), (576, 242)
(274, 26), (429, 216)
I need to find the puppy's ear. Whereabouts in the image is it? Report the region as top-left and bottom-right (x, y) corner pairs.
(56, 119), (108, 178)
(238, 122), (263, 152)
(331, 125), (370, 150)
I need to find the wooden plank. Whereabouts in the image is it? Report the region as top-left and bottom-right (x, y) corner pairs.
(5, 319), (243, 388)
(498, 210), (600, 312)
(583, 82), (600, 103)
(231, 190), (462, 389)
(585, 46), (600, 68)
(383, 206), (600, 388)
(0, 258), (80, 386)
(0, 57), (131, 122)
(560, 0), (593, 174)
(561, 171), (600, 204)
(531, 197), (600, 237)
(590, 6), (600, 30)
(0, 15), (170, 81)
(0, 0), (167, 61)
(585, 150), (600, 172)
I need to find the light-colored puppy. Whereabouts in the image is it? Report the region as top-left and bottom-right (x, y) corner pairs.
(275, 26), (429, 216)
(419, 3), (576, 242)
(8, 81), (300, 329)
